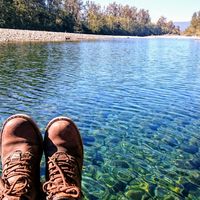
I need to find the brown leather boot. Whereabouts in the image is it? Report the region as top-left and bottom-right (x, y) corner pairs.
(0, 114), (43, 200)
(43, 117), (83, 200)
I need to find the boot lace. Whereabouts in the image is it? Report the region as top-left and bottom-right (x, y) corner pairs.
(43, 152), (81, 200)
(0, 151), (33, 199)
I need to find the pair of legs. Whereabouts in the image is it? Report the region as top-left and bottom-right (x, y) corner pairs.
(0, 114), (83, 200)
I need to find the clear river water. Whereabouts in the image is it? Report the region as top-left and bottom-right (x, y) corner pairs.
(0, 38), (200, 199)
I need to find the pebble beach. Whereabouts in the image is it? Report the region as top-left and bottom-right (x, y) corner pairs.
(0, 28), (115, 42)
(0, 28), (199, 43)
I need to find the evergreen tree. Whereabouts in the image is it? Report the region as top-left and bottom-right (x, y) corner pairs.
(63, 0), (82, 32)
(185, 11), (200, 36)
(0, 0), (180, 35)
(11, 0), (47, 29)
(82, 1), (103, 33)
(0, 0), (16, 28)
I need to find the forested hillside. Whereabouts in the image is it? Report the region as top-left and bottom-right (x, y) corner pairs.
(0, 0), (180, 36)
(185, 11), (200, 36)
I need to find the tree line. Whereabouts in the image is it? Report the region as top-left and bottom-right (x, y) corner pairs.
(185, 11), (200, 36)
(0, 0), (180, 36)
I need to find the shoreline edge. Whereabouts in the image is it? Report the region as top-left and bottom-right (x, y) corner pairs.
(0, 28), (199, 43)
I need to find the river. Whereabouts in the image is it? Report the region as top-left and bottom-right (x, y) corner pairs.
(0, 38), (200, 199)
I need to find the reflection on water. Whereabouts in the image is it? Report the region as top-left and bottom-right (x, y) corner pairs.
(0, 39), (200, 199)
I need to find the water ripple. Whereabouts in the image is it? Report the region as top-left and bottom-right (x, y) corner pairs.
(0, 39), (200, 199)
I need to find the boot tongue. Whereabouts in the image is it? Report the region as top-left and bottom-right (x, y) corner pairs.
(55, 151), (69, 160)
(54, 151), (75, 164)
(10, 150), (22, 161)
(50, 152), (72, 185)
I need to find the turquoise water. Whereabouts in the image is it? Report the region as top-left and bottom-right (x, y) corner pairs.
(0, 39), (200, 199)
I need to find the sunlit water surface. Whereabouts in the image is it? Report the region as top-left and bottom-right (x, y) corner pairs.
(0, 39), (200, 199)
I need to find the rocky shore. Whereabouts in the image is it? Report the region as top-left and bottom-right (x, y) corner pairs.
(0, 28), (115, 42)
(0, 28), (199, 43)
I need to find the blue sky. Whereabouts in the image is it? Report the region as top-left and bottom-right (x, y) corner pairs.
(85, 0), (200, 22)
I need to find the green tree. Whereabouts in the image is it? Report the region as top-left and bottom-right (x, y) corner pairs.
(156, 16), (179, 35)
(83, 1), (103, 33)
(63, 0), (82, 32)
(185, 11), (200, 36)
(45, 0), (64, 31)
(12, 0), (47, 29)
(0, 0), (181, 35)
(137, 9), (151, 25)
(0, 0), (16, 28)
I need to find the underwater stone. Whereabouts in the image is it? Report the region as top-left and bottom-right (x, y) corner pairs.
(189, 172), (200, 186)
(149, 124), (159, 131)
(116, 170), (133, 182)
(97, 173), (117, 188)
(182, 145), (198, 154)
(113, 160), (130, 168)
(88, 194), (99, 200)
(109, 137), (120, 144)
(83, 135), (95, 142)
(182, 182), (198, 197)
(148, 183), (157, 196)
(189, 159), (200, 169)
(109, 194), (126, 200)
(165, 137), (179, 147)
(159, 144), (173, 151)
(82, 176), (110, 199)
(163, 195), (179, 200)
(92, 152), (104, 167)
(83, 135), (95, 146)
(125, 189), (148, 200)
(181, 121), (190, 126)
(113, 181), (127, 193)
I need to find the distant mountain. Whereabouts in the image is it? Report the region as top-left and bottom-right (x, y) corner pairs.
(174, 22), (190, 32)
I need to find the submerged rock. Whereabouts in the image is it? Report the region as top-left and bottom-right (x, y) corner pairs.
(83, 135), (95, 146)
(189, 172), (200, 186)
(113, 181), (127, 193)
(182, 145), (198, 154)
(164, 137), (179, 147)
(125, 189), (150, 200)
(189, 158), (200, 169)
(112, 160), (130, 169)
(182, 182), (199, 197)
(163, 195), (180, 200)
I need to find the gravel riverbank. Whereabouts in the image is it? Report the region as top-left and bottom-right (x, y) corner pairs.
(0, 28), (115, 42)
(0, 28), (199, 43)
